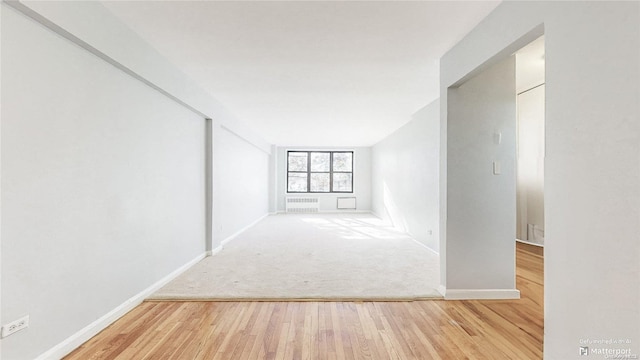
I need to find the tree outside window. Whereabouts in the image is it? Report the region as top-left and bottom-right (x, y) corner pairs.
(287, 151), (353, 193)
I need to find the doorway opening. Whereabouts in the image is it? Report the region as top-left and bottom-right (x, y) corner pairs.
(443, 26), (545, 299)
(516, 36), (545, 254)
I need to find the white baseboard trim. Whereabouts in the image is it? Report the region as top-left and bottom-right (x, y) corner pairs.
(219, 213), (269, 248)
(319, 210), (372, 214)
(369, 212), (440, 256)
(35, 252), (207, 360)
(205, 214), (269, 261)
(516, 239), (544, 247)
(443, 288), (521, 300)
(437, 285), (447, 297)
(209, 245), (222, 257)
(278, 210), (373, 214)
(408, 237), (440, 256)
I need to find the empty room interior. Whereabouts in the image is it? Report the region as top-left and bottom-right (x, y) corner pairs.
(1, 1), (639, 359)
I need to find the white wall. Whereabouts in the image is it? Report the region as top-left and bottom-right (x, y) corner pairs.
(515, 36), (545, 94)
(1, 2), (271, 359)
(275, 147), (371, 212)
(371, 100), (440, 252)
(515, 38), (545, 244)
(0, 3), (4, 358)
(446, 56), (517, 293)
(440, 1), (639, 358)
(17, 0), (271, 155)
(268, 145), (278, 214)
(213, 124), (269, 247)
(516, 85), (545, 243)
(1, 5), (206, 359)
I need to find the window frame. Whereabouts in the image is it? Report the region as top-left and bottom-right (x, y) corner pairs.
(286, 150), (354, 194)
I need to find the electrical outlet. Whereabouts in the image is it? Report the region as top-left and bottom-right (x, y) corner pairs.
(2, 315), (29, 338)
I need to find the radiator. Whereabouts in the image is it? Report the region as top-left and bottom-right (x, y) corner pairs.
(286, 197), (320, 213)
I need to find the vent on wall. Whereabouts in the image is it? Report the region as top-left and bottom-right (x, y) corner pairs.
(337, 197), (357, 210)
(286, 197), (320, 213)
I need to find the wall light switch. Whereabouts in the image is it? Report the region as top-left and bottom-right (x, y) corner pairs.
(493, 132), (502, 144)
(493, 161), (501, 175)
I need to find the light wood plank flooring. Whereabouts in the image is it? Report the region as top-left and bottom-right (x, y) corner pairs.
(65, 248), (543, 359)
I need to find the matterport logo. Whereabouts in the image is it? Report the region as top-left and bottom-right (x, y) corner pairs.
(579, 338), (638, 359)
(579, 347), (638, 359)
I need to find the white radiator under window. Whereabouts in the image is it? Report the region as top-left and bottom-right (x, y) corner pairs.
(286, 197), (320, 213)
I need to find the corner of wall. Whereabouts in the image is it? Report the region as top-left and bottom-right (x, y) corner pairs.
(33, 252), (207, 360)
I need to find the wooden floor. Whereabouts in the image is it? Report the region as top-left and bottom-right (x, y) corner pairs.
(65, 248), (543, 360)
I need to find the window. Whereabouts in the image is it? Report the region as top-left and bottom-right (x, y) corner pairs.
(287, 151), (353, 193)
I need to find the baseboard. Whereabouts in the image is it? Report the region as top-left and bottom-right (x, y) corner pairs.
(207, 214), (269, 260)
(443, 288), (520, 300)
(219, 213), (269, 247)
(318, 210), (372, 214)
(209, 245), (222, 257)
(369, 213), (440, 256)
(516, 240), (544, 256)
(516, 239), (543, 247)
(437, 285), (447, 297)
(408, 237), (439, 256)
(35, 252), (207, 360)
(273, 210), (372, 215)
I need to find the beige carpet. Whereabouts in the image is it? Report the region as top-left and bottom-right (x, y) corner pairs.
(149, 213), (441, 300)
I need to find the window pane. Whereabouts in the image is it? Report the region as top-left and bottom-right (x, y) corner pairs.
(333, 173), (352, 192)
(288, 152), (308, 171)
(310, 173), (330, 192)
(310, 152), (330, 172)
(288, 173), (308, 192)
(332, 152), (353, 172)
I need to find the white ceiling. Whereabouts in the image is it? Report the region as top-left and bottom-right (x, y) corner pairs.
(102, 1), (500, 146)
